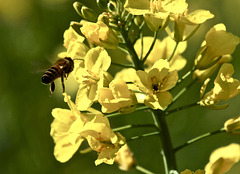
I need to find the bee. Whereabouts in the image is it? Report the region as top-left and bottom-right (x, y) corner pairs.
(41, 57), (74, 95)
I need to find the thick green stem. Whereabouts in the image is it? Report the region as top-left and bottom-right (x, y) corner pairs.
(174, 127), (226, 152)
(120, 27), (143, 70)
(152, 110), (177, 172)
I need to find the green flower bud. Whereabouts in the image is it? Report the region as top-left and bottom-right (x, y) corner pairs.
(134, 15), (144, 27)
(73, 2), (97, 22)
(96, 0), (109, 9)
(98, 13), (110, 26)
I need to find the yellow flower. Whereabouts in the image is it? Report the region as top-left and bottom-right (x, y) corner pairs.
(171, 9), (214, 42)
(115, 144), (137, 171)
(51, 93), (125, 165)
(80, 21), (118, 49)
(200, 63), (240, 109)
(50, 93), (89, 163)
(224, 116), (240, 135)
(58, 25), (89, 60)
(194, 24), (240, 70)
(74, 47), (113, 110)
(124, 0), (188, 31)
(114, 68), (146, 103)
(79, 114), (126, 165)
(181, 169), (205, 174)
(98, 79), (137, 113)
(133, 59), (178, 110)
(205, 143), (240, 174)
(133, 36), (187, 71)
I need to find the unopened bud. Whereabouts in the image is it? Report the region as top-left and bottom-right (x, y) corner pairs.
(134, 15), (144, 26)
(224, 116), (240, 135)
(73, 2), (97, 22)
(96, 0), (109, 9)
(98, 13), (110, 25)
(107, 2), (116, 12)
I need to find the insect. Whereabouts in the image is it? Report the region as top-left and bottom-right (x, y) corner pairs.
(41, 57), (74, 95)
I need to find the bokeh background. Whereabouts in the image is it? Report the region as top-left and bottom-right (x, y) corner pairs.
(0, 0), (240, 173)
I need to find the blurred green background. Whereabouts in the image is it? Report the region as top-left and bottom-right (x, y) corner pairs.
(0, 0), (240, 173)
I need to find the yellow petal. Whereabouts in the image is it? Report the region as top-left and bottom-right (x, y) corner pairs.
(110, 79), (130, 99)
(85, 47), (111, 74)
(214, 63), (240, 100)
(145, 92), (172, 110)
(200, 78), (211, 99)
(54, 135), (84, 163)
(205, 143), (240, 174)
(181, 10), (214, 25)
(135, 70), (152, 93)
(161, 70), (178, 91)
(124, 0), (150, 15)
(205, 24), (240, 57)
(75, 84), (94, 111)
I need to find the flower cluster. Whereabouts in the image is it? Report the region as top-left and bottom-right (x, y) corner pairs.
(46, 0), (240, 173)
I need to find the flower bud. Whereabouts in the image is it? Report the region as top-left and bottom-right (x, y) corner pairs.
(224, 116), (240, 134)
(134, 15), (144, 27)
(73, 2), (97, 22)
(96, 0), (109, 9)
(97, 13), (110, 26)
(80, 21), (118, 49)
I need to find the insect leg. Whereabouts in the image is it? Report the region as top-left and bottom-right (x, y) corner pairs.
(50, 82), (55, 96)
(61, 74), (65, 92)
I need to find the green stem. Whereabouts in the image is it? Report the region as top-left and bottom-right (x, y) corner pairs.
(136, 165), (155, 174)
(111, 62), (135, 68)
(139, 31), (144, 60)
(177, 67), (196, 84)
(164, 102), (200, 116)
(121, 27), (143, 70)
(127, 131), (160, 142)
(106, 105), (150, 118)
(135, 105), (150, 111)
(112, 124), (158, 132)
(133, 21), (145, 45)
(174, 127), (226, 152)
(152, 110), (177, 172)
(142, 31), (158, 63)
(172, 78), (197, 104)
(168, 41), (179, 62)
(184, 24), (201, 41)
(106, 112), (121, 118)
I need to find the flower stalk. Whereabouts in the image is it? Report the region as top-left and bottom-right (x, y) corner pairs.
(152, 109), (177, 172)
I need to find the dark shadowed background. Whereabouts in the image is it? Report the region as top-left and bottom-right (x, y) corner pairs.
(0, 0), (240, 173)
